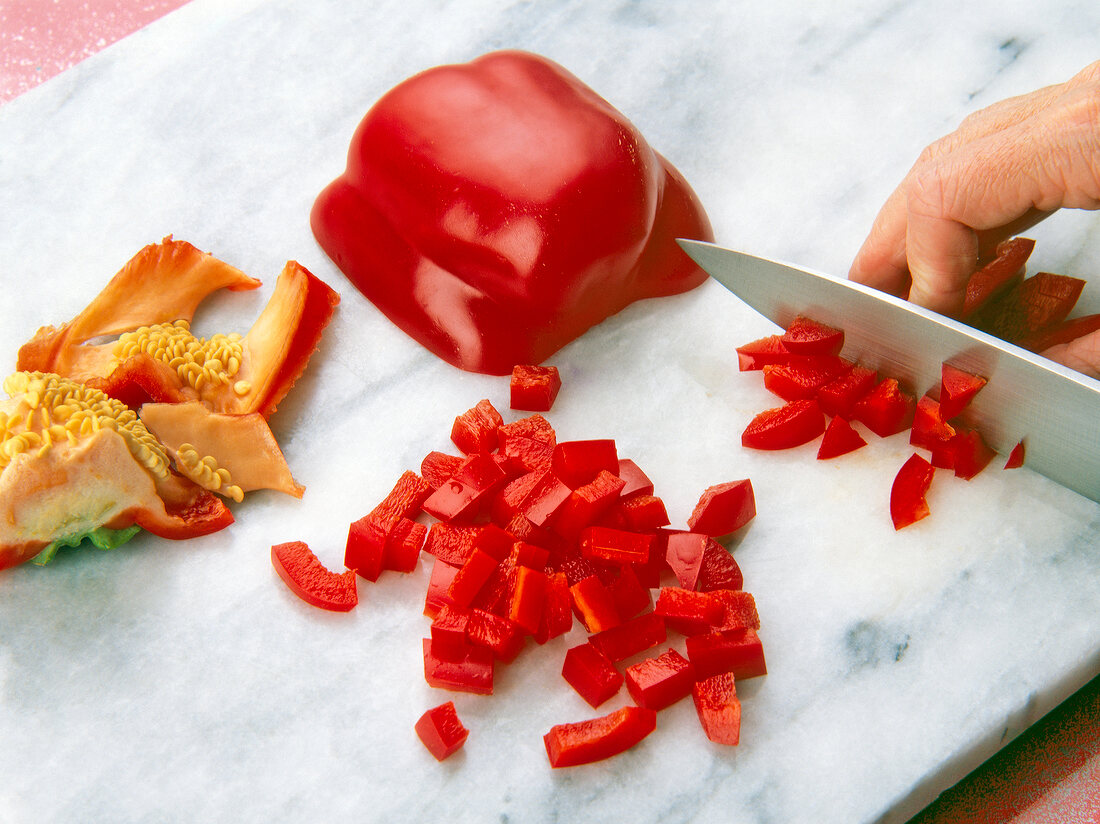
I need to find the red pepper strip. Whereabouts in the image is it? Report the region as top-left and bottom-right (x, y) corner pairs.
(685, 628), (767, 681)
(693, 672), (742, 746)
(735, 334), (791, 371)
(654, 587), (723, 635)
(1004, 440), (1026, 469)
(1017, 313), (1100, 353)
(962, 237), (1035, 318)
(270, 541), (358, 613)
(562, 642), (624, 709)
(570, 575), (622, 633)
(415, 701), (469, 761)
(624, 648), (695, 711)
(451, 399), (505, 455)
(816, 416), (867, 460)
(543, 705), (658, 768)
(422, 638), (494, 695)
(686, 479), (756, 538)
(345, 470), (432, 581)
(311, 50), (713, 376)
(552, 439), (619, 489)
(938, 364), (987, 420)
(697, 540), (744, 592)
(816, 364), (877, 418)
(762, 356), (852, 401)
(971, 271), (1086, 343)
(589, 612), (667, 662)
(852, 378), (916, 438)
(616, 459), (655, 499)
(508, 566), (548, 635)
(890, 453), (935, 530)
(781, 316), (845, 356)
(510, 365), (562, 412)
(741, 399), (826, 450)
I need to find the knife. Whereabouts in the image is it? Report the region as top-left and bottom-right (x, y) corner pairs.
(677, 238), (1100, 504)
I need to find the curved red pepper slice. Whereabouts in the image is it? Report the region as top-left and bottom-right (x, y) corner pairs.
(311, 50), (712, 375)
(741, 399), (826, 450)
(543, 705), (657, 768)
(270, 540), (358, 612)
(890, 453), (935, 530)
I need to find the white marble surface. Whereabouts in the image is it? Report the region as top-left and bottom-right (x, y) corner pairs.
(1, 1), (1099, 822)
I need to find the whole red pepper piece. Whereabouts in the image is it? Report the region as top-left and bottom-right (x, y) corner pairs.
(311, 50), (713, 375)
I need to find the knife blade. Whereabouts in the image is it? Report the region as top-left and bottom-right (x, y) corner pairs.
(678, 238), (1100, 503)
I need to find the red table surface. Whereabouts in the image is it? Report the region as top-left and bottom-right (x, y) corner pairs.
(1, 2), (1098, 822)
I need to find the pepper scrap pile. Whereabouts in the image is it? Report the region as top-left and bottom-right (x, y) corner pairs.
(733, 237), (1099, 530)
(0, 237), (338, 570)
(272, 365), (766, 766)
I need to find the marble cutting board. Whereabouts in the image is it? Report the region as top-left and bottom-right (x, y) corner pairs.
(1, 1), (1099, 822)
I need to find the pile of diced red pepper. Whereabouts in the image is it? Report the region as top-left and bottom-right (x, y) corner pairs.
(272, 364), (766, 766)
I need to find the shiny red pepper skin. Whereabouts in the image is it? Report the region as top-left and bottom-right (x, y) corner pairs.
(310, 50), (713, 375)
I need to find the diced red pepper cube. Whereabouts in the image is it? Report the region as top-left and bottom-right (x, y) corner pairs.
(446, 548), (500, 608)
(910, 394), (956, 453)
(552, 439), (619, 489)
(938, 364), (987, 420)
(543, 706), (657, 768)
(517, 469), (572, 528)
(467, 607), (525, 662)
(665, 531), (708, 590)
(616, 495), (671, 532)
(345, 470), (432, 581)
(498, 415), (556, 471)
(430, 604), (472, 661)
(420, 450), (465, 489)
(816, 364), (877, 418)
(472, 523), (514, 562)
(535, 571), (573, 644)
(510, 364), (562, 411)
(580, 525), (652, 566)
(421, 454), (508, 523)
(271, 541), (358, 613)
(570, 575), (622, 633)
(562, 642), (624, 709)
(762, 356), (851, 401)
(608, 564), (653, 620)
(423, 559), (460, 618)
(451, 398), (504, 455)
(735, 334), (791, 371)
(423, 638), (494, 695)
(816, 415), (868, 460)
(696, 540), (744, 593)
(552, 469), (626, 539)
(685, 628), (767, 680)
(383, 517), (427, 573)
(709, 589), (760, 631)
(490, 471), (542, 525)
(741, 399), (826, 450)
(415, 701), (469, 761)
(1004, 440), (1026, 469)
(781, 315), (844, 356)
(948, 427), (997, 480)
(588, 612), (667, 662)
(422, 522), (480, 567)
(686, 479), (756, 538)
(890, 453), (935, 530)
(512, 541), (550, 570)
(616, 458), (655, 499)
(508, 565), (549, 635)
(624, 648), (695, 710)
(853, 378), (916, 438)
(471, 555), (517, 615)
(655, 587), (722, 635)
(692, 672), (741, 746)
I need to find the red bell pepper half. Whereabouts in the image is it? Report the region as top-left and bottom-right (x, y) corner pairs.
(692, 672), (741, 746)
(741, 399), (826, 450)
(544, 705), (658, 768)
(311, 50), (713, 375)
(270, 541), (358, 613)
(415, 701), (469, 761)
(890, 453), (935, 530)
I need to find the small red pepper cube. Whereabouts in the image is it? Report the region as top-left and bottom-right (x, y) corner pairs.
(512, 541), (550, 570)
(508, 565), (549, 635)
(762, 356), (851, 401)
(562, 642), (624, 709)
(686, 479), (756, 538)
(624, 648), (695, 711)
(580, 525), (652, 566)
(420, 450), (465, 489)
(853, 378), (916, 438)
(608, 564), (653, 620)
(781, 315), (844, 356)
(510, 364), (562, 411)
(472, 523), (514, 562)
(271, 541), (358, 613)
(616, 458), (654, 499)
(471, 556), (517, 616)
(696, 540), (744, 593)
(949, 427), (997, 480)
(741, 399), (826, 450)
(423, 559), (460, 618)
(910, 394), (956, 453)
(534, 571), (574, 644)
(816, 364), (877, 418)
(816, 415), (868, 460)
(497, 414), (557, 471)
(552, 439), (619, 489)
(616, 494), (671, 532)
(415, 701), (469, 761)
(938, 364), (988, 420)
(890, 453), (935, 530)
(422, 454), (508, 523)
(552, 469), (626, 539)
(383, 517), (427, 573)
(735, 334), (791, 371)
(588, 611), (667, 662)
(708, 589), (760, 631)
(422, 638), (494, 695)
(467, 607), (525, 662)
(543, 706), (657, 768)
(430, 604), (472, 661)
(447, 548), (500, 608)
(517, 469), (573, 528)
(685, 628), (767, 681)
(692, 672), (741, 746)
(570, 574), (622, 633)
(1004, 440), (1026, 469)
(655, 587), (722, 635)
(422, 522), (480, 567)
(490, 471), (542, 524)
(451, 398), (504, 455)
(665, 531), (708, 590)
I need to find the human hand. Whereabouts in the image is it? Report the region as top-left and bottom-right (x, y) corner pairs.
(848, 61), (1100, 375)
